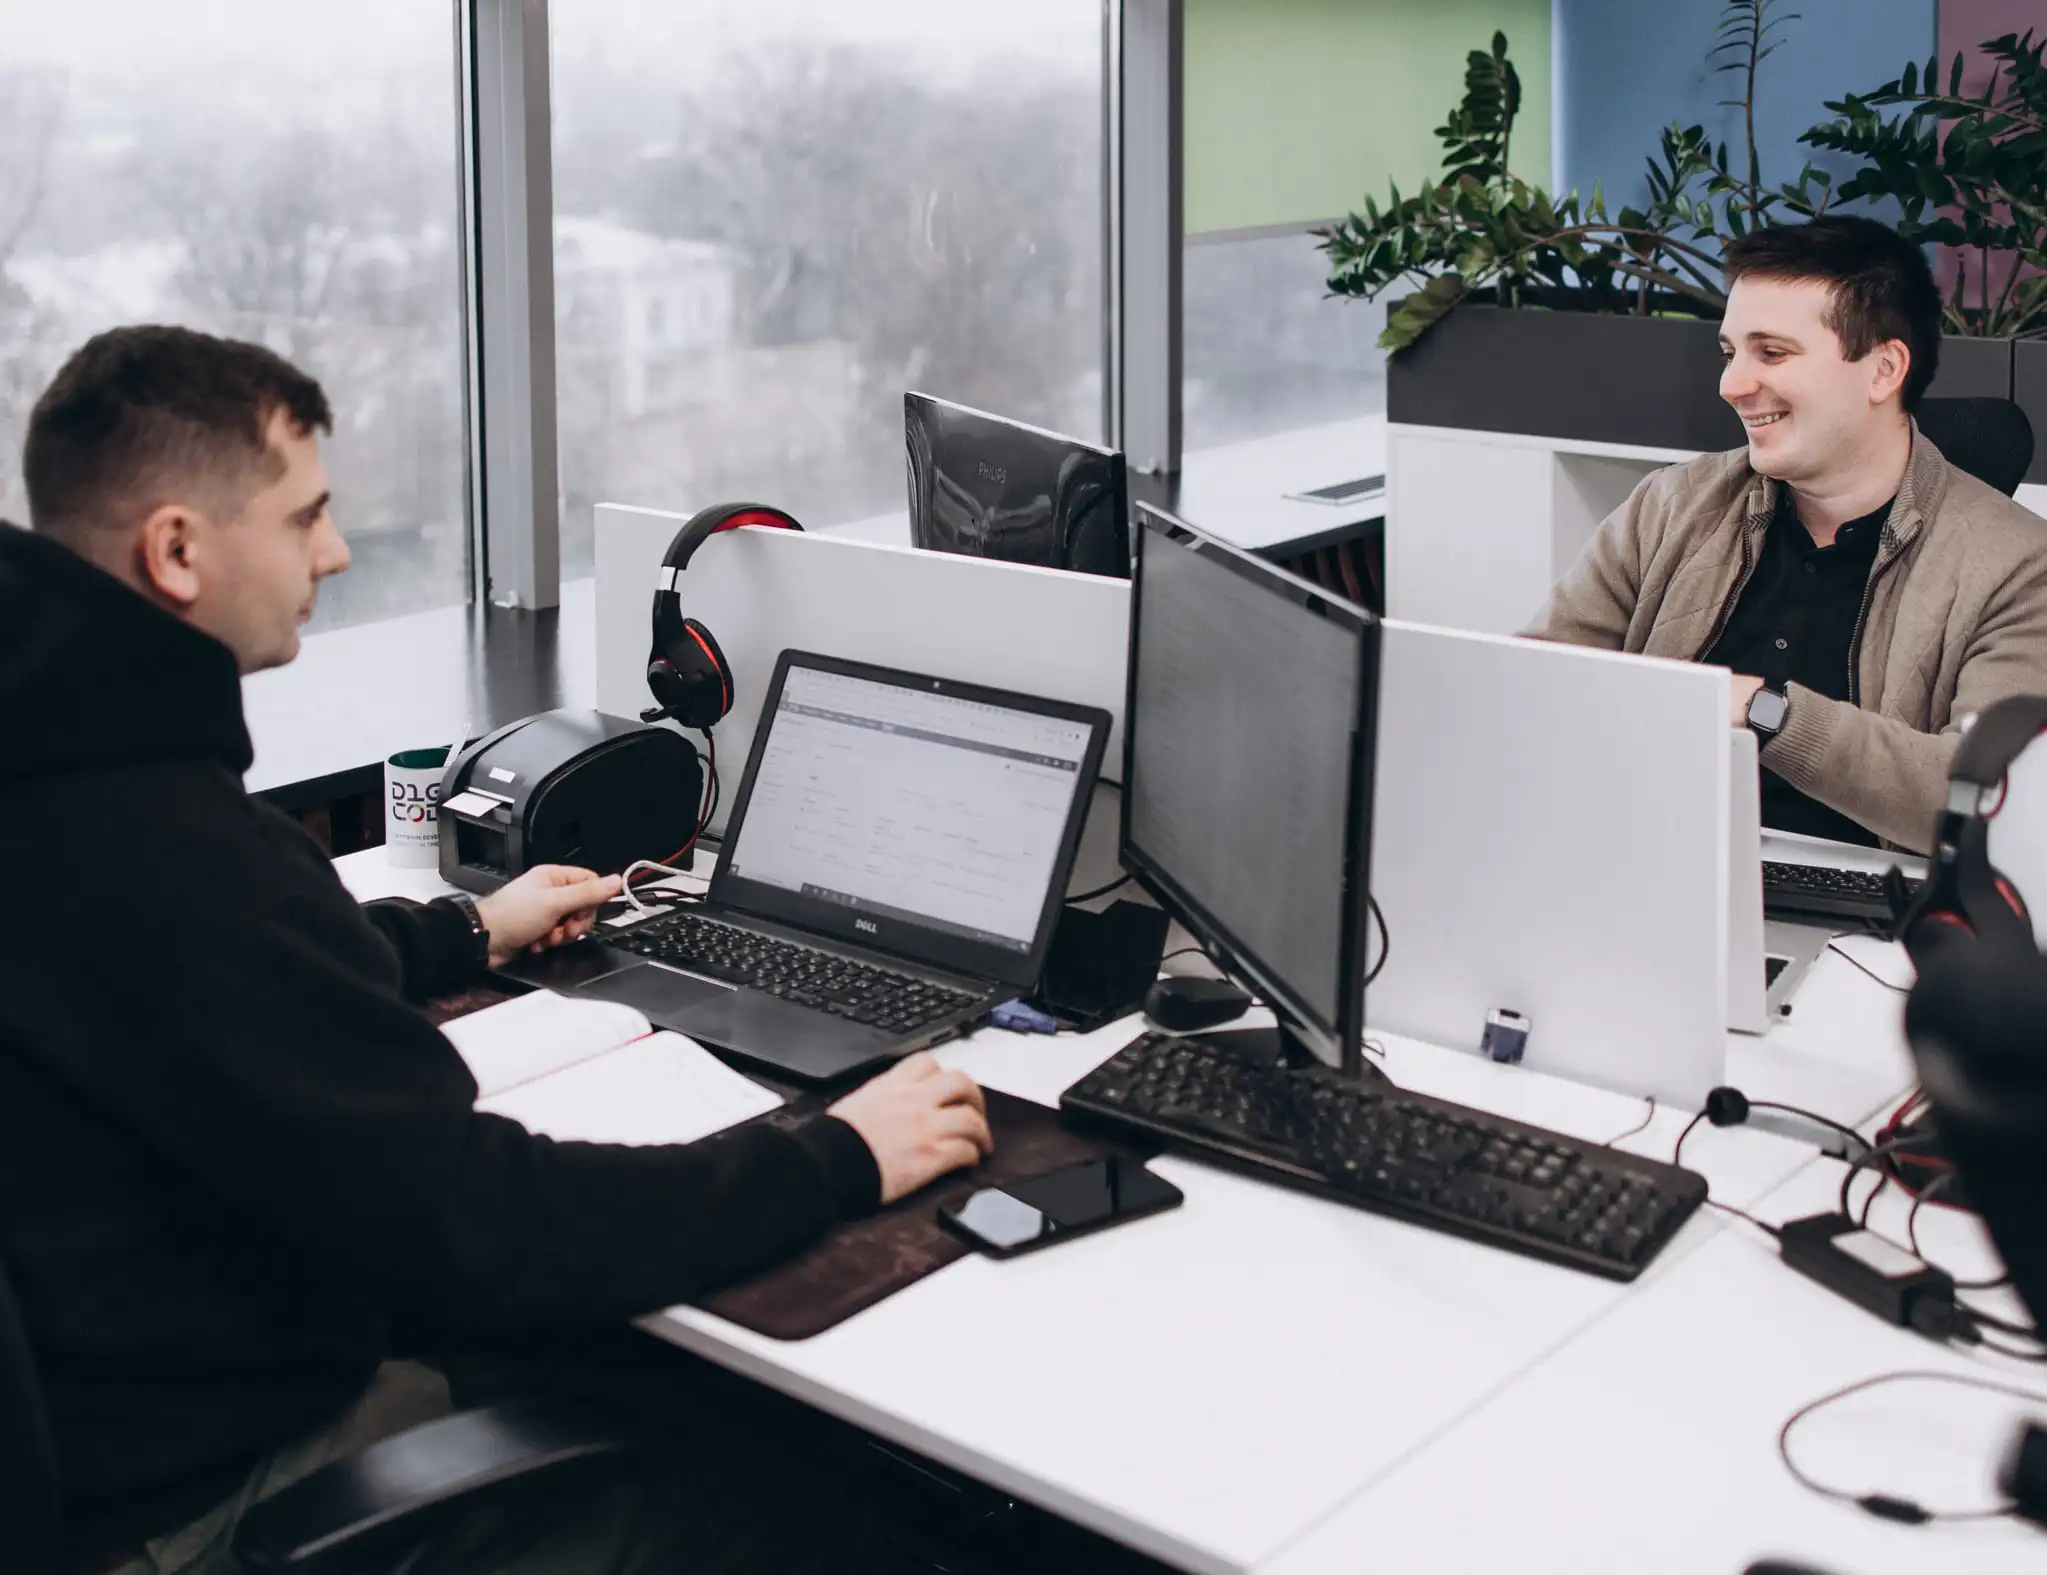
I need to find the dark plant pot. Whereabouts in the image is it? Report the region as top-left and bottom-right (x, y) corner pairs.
(2014, 339), (2047, 487)
(1924, 334), (2013, 402)
(1387, 305), (1743, 452)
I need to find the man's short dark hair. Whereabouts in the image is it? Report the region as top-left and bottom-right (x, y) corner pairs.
(1721, 216), (1943, 411)
(23, 325), (332, 544)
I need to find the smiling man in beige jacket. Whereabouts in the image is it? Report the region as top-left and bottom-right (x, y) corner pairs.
(1526, 216), (2047, 853)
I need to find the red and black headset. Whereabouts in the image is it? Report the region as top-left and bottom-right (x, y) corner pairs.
(1892, 693), (2047, 967)
(641, 502), (804, 729)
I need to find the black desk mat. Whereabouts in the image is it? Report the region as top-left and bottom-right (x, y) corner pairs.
(699, 1089), (1154, 1341)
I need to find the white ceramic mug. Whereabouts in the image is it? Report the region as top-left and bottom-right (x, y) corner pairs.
(384, 746), (451, 867)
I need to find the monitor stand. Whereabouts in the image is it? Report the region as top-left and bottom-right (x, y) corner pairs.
(1186, 1020), (1372, 1081)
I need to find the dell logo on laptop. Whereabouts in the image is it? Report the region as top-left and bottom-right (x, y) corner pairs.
(855, 919), (878, 935)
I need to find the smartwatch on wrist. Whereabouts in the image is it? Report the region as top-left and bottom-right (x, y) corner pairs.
(1746, 685), (1790, 743)
(442, 893), (492, 972)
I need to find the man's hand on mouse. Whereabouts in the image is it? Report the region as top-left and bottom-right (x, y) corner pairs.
(828, 1054), (994, 1204)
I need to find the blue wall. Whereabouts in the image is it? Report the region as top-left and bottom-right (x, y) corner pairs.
(1552, 0), (1935, 217)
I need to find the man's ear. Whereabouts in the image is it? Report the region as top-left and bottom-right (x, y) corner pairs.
(1869, 337), (1912, 409)
(135, 504), (204, 610)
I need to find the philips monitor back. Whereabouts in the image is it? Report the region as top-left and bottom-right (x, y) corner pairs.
(905, 392), (1129, 578)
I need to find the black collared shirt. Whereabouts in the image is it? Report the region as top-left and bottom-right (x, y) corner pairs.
(1702, 488), (1893, 847)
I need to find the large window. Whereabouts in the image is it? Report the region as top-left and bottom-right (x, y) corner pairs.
(0, 1), (468, 631)
(550, 0), (1105, 571)
(1182, 228), (1386, 452)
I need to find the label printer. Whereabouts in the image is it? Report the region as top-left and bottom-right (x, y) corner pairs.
(435, 709), (703, 893)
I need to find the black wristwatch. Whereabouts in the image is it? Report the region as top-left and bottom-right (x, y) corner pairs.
(442, 892), (493, 972)
(1746, 685), (1791, 743)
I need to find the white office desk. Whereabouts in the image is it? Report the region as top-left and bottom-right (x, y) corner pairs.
(331, 848), (1926, 1573)
(1262, 1158), (2043, 1575)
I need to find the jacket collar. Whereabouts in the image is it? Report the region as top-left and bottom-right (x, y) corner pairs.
(1737, 418), (1944, 564)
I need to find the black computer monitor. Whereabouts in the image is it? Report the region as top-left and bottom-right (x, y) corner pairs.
(904, 392), (1129, 578)
(1121, 503), (1379, 1077)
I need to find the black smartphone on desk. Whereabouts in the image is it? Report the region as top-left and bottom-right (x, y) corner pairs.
(939, 1158), (1183, 1258)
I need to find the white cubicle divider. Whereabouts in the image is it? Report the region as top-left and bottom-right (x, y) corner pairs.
(1726, 730), (1770, 1036)
(593, 502), (1134, 891)
(595, 508), (1739, 1107)
(1385, 423), (1694, 635)
(1367, 622), (1733, 1108)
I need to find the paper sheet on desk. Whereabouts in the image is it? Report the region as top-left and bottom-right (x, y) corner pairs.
(440, 990), (652, 1097)
(477, 1032), (784, 1146)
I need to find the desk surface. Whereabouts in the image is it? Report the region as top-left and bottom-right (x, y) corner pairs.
(332, 846), (1954, 1575)
(1265, 1161), (2045, 1575)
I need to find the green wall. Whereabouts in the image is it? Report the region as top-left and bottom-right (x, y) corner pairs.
(1184, 0), (1553, 234)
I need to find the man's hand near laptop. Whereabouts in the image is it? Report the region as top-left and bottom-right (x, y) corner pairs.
(473, 864), (998, 1200)
(830, 1054), (994, 1203)
(474, 863), (624, 966)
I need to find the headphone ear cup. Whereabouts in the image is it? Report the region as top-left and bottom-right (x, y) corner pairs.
(658, 617), (733, 730)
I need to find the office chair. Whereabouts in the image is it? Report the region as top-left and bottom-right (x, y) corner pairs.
(1915, 396), (2036, 498)
(0, 1252), (635, 1575)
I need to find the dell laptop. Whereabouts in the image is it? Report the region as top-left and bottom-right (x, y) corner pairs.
(502, 651), (1110, 1083)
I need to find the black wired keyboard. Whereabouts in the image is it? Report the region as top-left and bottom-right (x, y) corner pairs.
(610, 911), (982, 1034)
(1061, 1033), (1707, 1281)
(1761, 861), (1915, 928)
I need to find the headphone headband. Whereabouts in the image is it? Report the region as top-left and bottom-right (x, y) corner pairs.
(657, 502), (802, 588)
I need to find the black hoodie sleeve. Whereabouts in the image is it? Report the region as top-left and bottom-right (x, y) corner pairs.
(362, 897), (484, 1003)
(57, 786), (881, 1333)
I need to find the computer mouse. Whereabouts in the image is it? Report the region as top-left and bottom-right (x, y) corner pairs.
(1143, 975), (1253, 1034)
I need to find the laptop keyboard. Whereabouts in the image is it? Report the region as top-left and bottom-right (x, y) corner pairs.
(610, 910), (983, 1033)
(1760, 861), (1912, 927)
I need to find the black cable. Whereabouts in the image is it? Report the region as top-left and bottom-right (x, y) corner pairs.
(1668, 1110), (1780, 1236)
(1704, 1197), (1782, 1237)
(1096, 777), (1123, 794)
(1159, 945), (1204, 966)
(1779, 1370), (2046, 1523)
(1601, 1097), (1657, 1149)
(1365, 895), (1390, 986)
(1672, 1109), (1709, 1166)
(1067, 871), (1134, 905)
(1908, 1173), (2013, 1293)
(1825, 938), (1912, 994)
(1837, 1132), (1946, 1223)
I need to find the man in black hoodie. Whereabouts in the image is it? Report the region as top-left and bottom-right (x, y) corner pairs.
(0, 326), (996, 1572)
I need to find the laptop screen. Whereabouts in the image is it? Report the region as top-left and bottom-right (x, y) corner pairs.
(717, 659), (1104, 971)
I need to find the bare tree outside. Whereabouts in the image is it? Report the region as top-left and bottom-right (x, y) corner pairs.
(0, 3), (465, 633)
(550, 4), (1105, 573)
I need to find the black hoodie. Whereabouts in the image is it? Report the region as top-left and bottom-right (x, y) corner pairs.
(0, 523), (879, 1549)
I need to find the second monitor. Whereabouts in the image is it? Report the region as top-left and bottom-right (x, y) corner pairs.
(904, 392), (1129, 577)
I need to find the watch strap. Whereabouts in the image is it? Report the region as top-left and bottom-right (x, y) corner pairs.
(443, 892), (492, 971)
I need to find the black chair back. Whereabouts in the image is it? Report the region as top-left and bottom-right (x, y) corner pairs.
(1916, 396), (2036, 498)
(0, 1252), (64, 1575)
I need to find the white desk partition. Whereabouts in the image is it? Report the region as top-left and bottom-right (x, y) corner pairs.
(1366, 623), (1732, 1108)
(593, 503), (1134, 891)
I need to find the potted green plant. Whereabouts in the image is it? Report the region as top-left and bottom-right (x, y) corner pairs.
(1320, 9), (1819, 450)
(1800, 29), (2047, 481)
(1328, 13), (2047, 467)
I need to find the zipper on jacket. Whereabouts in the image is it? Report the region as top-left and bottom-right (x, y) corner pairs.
(1845, 539), (1911, 707)
(1692, 507), (1768, 661)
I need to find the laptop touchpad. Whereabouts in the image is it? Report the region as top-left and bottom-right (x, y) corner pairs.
(568, 962), (730, 1025)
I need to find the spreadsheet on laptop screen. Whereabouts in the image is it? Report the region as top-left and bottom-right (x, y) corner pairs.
(726, 665), (1094, 950)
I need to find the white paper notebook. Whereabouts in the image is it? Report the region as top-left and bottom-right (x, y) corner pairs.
(441, 990), (783, 1147)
